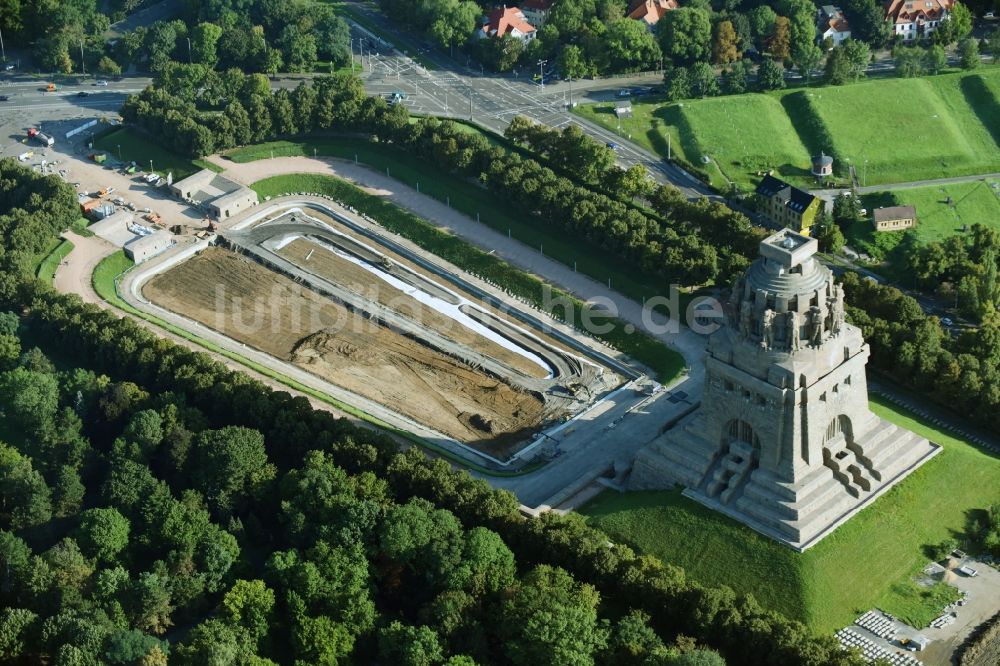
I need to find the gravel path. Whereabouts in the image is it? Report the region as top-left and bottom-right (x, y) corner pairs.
(54, 230), (116, 304)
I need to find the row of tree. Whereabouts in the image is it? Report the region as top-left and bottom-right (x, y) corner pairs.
(0, 157), (860, 665)
(121, 74), (760, 286)
(840, 271), (1000, 430)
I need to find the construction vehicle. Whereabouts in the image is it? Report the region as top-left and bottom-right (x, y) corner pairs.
(28, 128), (54, 147)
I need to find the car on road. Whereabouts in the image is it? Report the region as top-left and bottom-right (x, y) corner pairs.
(617, 88), (632, 97)
(606, 142), (619, 151)
(941, 317), (954, 326)
(634, 86), (653, 94)
(3, 64), (14, 71)
(0, 95), (8, 102)
(985, 10), (995, 18)
(95, 80), (109, 86)
(77, 91), (90, 97)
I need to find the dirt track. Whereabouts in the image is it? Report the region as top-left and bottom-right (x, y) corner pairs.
(144, 247), (545, 452)
(276, 238), (547, 379)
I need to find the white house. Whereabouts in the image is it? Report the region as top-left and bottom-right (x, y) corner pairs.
(884, 0), (953, 41)
(478, 6), (537, 41)
(817, 5), (852, 45)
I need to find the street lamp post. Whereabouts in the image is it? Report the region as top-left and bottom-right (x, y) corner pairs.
(537, 59), (547, 87)
(0, 25), (6, 63)
(117, 144), (121, 161)
(187, 37), (192, 64)
(149, 160), (153, 173)
(80, 40), (86, 75)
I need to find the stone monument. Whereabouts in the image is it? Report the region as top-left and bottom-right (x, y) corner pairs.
(630, 230), (940, 551)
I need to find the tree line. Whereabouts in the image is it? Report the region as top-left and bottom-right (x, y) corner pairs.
(0, 159), (861, 665)
(840, 270), (1000, 431)
(1, 0), (350, 77)
(2, 315), (729, 665)
(905, 223), (1000, 326)
(121, 74), (762, 287)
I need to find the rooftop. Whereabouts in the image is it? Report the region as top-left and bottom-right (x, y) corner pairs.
(873, 205), (917, 221)
(481, 6), (536, 38)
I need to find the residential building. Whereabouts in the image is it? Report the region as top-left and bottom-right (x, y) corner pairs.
(872, 205), (917, 231)
(479, 6), (537, 41)
(627, 0), (680, 26)
(884, 0), (953, 41)
(817, 5), (852, 45)
(521, 0), (553, 27)
(755, 174), (822, 233)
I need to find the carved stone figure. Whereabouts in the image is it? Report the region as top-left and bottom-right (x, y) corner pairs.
(809, 305), (824, 346)
(831, 286), (845, 336)
(728, 280), (743, 326)
(761, 309), (776, 349)
(739, 298), (753, 338)
(787, 310), (800, 351)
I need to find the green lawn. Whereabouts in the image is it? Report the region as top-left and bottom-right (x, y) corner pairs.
(224, 137), (671, 311)
(808, 73), (1000, 186)
(581, 394), (1000, 633)
(861, 179), (1000, 245)
(574, 68), (1000, 190)
(36, 239), (74, 284)
(252, 172), (686, 383)
(574, 100), (729, 191)
(92, 127), (216, 180)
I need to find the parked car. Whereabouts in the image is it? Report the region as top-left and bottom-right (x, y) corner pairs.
(617, 88), (632, 97)
(941, 317), (954, 326)
(95, 80), (109, 86)
(3, 64), (14, 71)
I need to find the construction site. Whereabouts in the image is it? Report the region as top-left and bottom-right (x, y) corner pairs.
(141, 201), (627, 461)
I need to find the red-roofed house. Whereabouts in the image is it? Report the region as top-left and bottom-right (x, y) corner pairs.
(479, 6), (537, 41)
(817, 5), (851, 45)
(884, 0), (953, 41)
(521, 0), (554, 27)
(627, 0), (680, 26)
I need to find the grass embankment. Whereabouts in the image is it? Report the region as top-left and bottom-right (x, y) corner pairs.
(225, 138), (680, 327)
(575, 68), (1000, 190)
(251, 172), (686, 383)
(92, 127), (219, 180)
(91, 251), (544, 477)
(581, 394), (1000, 633)
(36, 239), (74, 284)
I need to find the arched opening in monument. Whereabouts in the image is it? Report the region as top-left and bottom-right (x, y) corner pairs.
(705, 420), (761, 503)
(822, 414), (876, 496)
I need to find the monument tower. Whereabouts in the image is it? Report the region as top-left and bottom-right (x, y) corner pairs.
(630, 230), (939, 550)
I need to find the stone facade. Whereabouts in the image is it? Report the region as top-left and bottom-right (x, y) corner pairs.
(630, 230), (940, 551)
